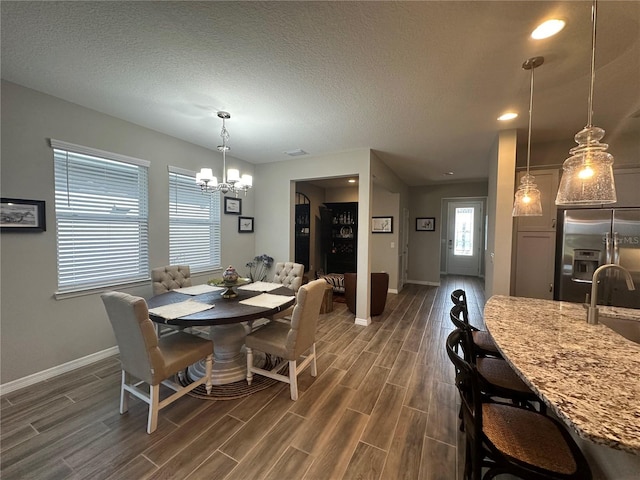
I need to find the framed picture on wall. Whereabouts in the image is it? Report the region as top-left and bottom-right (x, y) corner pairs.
(238, 216), (254, 233)
(224, 196), (242, 215)
(1, 198), (46, 232)
(372, 216), (393, 233)
(416, 217), (436, 231)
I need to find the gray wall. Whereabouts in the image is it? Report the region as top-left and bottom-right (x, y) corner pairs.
(0, 81), (257, 384)
(408, 182), (489, 285)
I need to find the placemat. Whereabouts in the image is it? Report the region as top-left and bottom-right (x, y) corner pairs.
(173, 284), (224, 295)
(148, 300), (213, 320)
(239, 293), (295, 309)
(237, 281), (283, 292)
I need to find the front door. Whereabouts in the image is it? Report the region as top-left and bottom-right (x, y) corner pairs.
(446, 201), (483, 276)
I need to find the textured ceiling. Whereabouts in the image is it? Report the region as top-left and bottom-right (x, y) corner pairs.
(2, 1), (639, 186)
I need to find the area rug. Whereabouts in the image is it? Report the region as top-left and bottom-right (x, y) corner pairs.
(178, 354), (286, 400)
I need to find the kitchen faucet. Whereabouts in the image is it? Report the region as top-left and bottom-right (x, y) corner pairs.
(585, 264), (636, 325)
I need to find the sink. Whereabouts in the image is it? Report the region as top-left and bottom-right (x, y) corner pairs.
(600, 315), (640, 344)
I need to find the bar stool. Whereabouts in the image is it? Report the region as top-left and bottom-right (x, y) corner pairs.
(446, 329), (592, 480)
(450, 305), (545, 413)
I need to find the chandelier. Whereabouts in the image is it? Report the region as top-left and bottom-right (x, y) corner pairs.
(513, 56), (543, 217)
(196, 111), (252, 196)
(555, 0), (616, 205)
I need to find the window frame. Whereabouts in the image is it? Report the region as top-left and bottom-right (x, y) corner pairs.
(168, 166), (221, 273)
(51, 139), (150, 296)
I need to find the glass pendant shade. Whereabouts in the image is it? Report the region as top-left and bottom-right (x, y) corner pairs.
(512, 173), (543, 216)
(513, 56), (543, 217)
(555, 126), (616, 205)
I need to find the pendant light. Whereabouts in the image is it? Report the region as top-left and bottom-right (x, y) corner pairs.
(513, 56), (544, 217)
(555, 0), (616, 205)
(196, 111), (253, 197)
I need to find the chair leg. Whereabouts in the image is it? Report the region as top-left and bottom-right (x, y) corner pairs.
(310, 344), (317, 377)
(119, 370), (129, 414)
(288, 360), (298, 400)
(205, 354), (213, 395)
(246, 347), (253, 385)
(147, 384), (160, 434)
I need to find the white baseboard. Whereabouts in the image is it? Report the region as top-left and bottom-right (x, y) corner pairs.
(0, 346), (119, 396)
(388, 288), (399, 294)
(406, 279), (441, 287)
(354, 316), (371, 326)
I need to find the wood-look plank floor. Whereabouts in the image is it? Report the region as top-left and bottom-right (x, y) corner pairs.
(0, 275), (486, 480)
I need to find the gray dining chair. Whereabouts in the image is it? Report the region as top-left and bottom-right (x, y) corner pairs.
(101, 291), (212, 434)
(151, 264), (192, 336)
(151, 264), (192, 295)
(269, 261), (305, 322)
(245, 278), (325, 400)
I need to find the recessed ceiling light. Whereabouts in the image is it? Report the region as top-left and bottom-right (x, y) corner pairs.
(284, 149), (308, 156)
(348, 179), (356, 183)
(443, 172), (454, 176)
(498, 112), (518, 121)
(531, 19), (566, 39)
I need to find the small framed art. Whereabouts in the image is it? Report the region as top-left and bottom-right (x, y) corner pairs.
(416, 217), (436, 231)
(238, 216), (254, 233)
(1, 198), (46, 232)
(372, 216), (393, 233)
(224, 196), (242, 215)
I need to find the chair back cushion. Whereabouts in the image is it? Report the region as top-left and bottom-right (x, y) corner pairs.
(287, 279), (326, 357)
(273, 262), (304, 292)
(151, 265), (192, 295)
(101, 291), (163, 384)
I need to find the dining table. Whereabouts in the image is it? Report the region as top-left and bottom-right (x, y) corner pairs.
(147, 281), (296, 385)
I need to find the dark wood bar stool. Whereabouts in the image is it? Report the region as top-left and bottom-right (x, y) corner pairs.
(446, 329), (592, 480)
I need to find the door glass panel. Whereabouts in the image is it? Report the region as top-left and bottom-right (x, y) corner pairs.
(454, 207), (474, 256)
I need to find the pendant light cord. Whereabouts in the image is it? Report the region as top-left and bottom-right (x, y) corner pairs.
(526, 63), (535, 175)
(587, 0), (597, 128)
(220, 116), (229, 184)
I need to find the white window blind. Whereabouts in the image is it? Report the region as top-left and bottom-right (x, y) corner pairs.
(169, 166), (221, 272)
(52, 139), (150, 292)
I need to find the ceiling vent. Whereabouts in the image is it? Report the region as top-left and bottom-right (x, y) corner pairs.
(284, 149), (308, 157)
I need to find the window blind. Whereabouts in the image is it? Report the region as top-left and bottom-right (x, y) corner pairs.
(52, 140), (150, 292)
(169, 166), (221, 272)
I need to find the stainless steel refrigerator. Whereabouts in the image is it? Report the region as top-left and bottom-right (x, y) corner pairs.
(555, 208), (640, 308)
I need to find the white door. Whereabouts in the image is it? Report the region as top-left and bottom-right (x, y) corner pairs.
(446, 201), (483, 276)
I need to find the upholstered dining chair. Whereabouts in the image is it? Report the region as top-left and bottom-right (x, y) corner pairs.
(245, 278), (325, 400)
(270, 262), (305, 321)
(151, 264), (192, 295)
(273, 262), (305, 292)
(101, 291), (212, 434)
(151, 265), (192, 336)
(446, 329), (591, 480)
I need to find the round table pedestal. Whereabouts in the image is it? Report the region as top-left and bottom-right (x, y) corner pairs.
(187, 322), (266, 385)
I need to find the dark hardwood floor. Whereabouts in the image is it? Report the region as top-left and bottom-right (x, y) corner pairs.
(1, 275), (486, 480)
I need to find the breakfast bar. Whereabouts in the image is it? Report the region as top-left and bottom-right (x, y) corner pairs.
(484, 295), (640, 456)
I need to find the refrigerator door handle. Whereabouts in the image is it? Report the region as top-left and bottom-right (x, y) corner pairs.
(613, 232), (620, 265)
(605, 232), (612, 264)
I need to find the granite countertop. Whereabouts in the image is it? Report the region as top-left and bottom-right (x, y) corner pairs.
(484, 295), (640, 455)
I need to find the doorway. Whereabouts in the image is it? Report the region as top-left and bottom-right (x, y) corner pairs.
(446, 200), (484, 276)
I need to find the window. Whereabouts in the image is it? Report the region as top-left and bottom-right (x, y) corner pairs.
(169, 166), (221, 272)
(52, 139), (150, 293)
(454, 207), (474, 256)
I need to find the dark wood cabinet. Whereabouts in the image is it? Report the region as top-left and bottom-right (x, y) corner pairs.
(322, 202), (358, 274)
